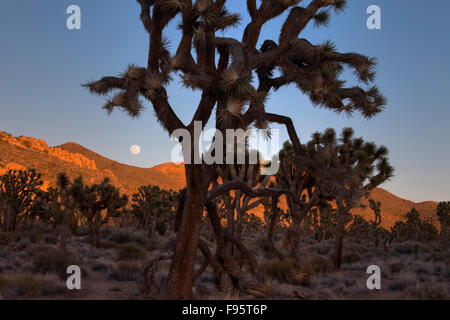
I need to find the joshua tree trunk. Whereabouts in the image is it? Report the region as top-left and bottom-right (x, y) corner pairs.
(58, 209), (71, 251)
(334, 200), (347, 270)
(87, 219), (101, 248)
(441, 225), (448, 246)
(164, 165), (206, 299)
(3, 207), (17, 232)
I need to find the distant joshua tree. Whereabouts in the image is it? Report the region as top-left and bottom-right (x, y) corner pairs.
(369, 199), (382, 247)
(131, 185), (177, 248)
(0, 169), (43, 232)
(305, 128), (393, 269)
(31, 173), (77, 251)
(436, 201), (449, 245)
(71, 177), (128, 247)
(85, 0), (387, 298)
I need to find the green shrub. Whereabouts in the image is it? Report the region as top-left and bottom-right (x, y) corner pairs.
(115, 243), (146, 261)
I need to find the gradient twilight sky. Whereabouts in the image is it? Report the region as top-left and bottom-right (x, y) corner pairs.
(0, 1), (449, 202)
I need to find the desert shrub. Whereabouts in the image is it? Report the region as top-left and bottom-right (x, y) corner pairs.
(388, 279), (408, 292)
(76, 226), (90, 237)
(107, 228), (147, 246)
(414, 263), (432, 276)
(260, 257), (326, 286)
(43, 234), (58, 245)
(115, 243), (146, 261)
(389, 261), (405, 274)
(22, 229), (45, 243)
(0, 232), (22, 245)
(317, 245), (332, 255)
(406, 283), (448, 300)
(110, 261), (140, 281)
(260, 259), (297, 283)
(155, 221), (167, 236)
(265, 279), (281, 297)
(394, 242), (417, 255)
(343, 252), (362, 264)
(32, 246), (77, 278)
(9, 273), (42, 297)
(39, 274), (67, 296)
(309, 255), (334, 274)
(92, 260), (113, 272)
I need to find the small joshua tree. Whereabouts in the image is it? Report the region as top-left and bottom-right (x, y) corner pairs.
(436, 201), (449, 245)
(131, 185), (177, 248)
(85, 0), (387, 298)
(71, 177), (128, 247)
(348, 214), (371, 243)
(0, 169), (43, 232)
(55, 173), (77, 251)
(369, 199), (382, 247)
(31, 173), (77, 250)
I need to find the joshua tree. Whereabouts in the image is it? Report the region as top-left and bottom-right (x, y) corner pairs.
(315, 200), (336, 242)
(71, 177), (128, 247)
(54, 173), (77, 251)
(131, 185), (177, 248)
(436, 201), (449, 245)
(262, 196), (286, 260)
(369, 199), (382, 247)
(85, 0), (387, 298)
(30, 173), (77, 250)
(405, 208), (422, 242)
(0, 169), (43, 232)
(348, 214), (371, 243)
(391, 220), (407, 242)
(306, 128), (393, 269)
(275, 141), (320, 257)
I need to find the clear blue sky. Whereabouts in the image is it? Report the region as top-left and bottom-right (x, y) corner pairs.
(0, 1), (449, 202)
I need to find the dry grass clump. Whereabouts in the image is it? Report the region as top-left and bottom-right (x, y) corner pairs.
(39, 273), (67, 296)
(405, 283), (448, 300)
(8, 273), (42, 297)
(32, 245), (78, 278)
(3, 273), (67, 298)
(260, 255), (333, 286)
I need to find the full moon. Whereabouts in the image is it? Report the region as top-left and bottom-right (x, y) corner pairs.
(130, 145), (141, 156)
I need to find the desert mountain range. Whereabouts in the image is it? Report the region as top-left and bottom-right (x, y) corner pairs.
(0, 131), (439, 228)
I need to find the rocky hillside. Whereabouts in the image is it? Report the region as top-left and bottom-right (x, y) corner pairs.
(0, 131), (439, 228)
